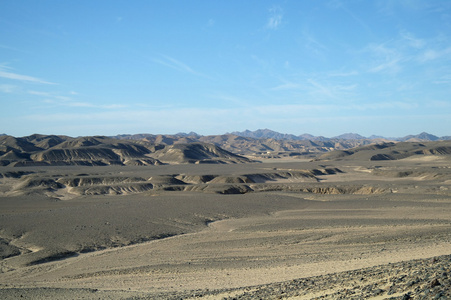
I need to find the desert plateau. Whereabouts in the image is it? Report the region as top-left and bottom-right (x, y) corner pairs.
(1, 132), (451, 299)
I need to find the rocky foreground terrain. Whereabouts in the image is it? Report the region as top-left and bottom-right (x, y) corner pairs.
(1, 251), (450, 299)
(218, 255), (451, 300)
(1, 135), (451, 299)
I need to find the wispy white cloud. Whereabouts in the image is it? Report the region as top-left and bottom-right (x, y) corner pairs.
(301, 29), (328, 57)
(0, 84), (17, 93)
(270, 82), (302, 91)
(152, 54), (203, 76)
(327, 70), (359, 77)
(400, 30), (425, 49)
(29, 91), (71, 102)
(20, 101), (426, 125)
(16, 98), (436, 137)
(211, 94), (253, 107)
(42, 98), (127, 109)
(331, 1), (375, 38)
(418, 46), (451, 63)
(266, 6), (283, 30)
(69, 102), (126, 109)
(352, 101), (419, 111)
(28, 90), (51, 96)
(28, 89), (124, 110)
(369, 58), (402, 73)
(363, 31), (451, 75)
(0, 44), (32, 54)
(269, 75), (358, 100)
(0, 67), (55, 84)
(365, 42), (403, 73)
(433, 74), (451, 84)
(307, 79), (335, 98)
(425, 100), (451, 108)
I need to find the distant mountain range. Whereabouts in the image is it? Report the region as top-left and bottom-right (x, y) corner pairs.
(228, 129), (450, 142)
(117, 129), (448, 142)
(2, 130), (449, 142)
(109, 129), (450, 159)
(2, 130), (451, 166)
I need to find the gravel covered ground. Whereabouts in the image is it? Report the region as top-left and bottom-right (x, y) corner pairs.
(217, 254), (451, 300)
(1, 254), (450, 299)
(1, 159), (450, 299)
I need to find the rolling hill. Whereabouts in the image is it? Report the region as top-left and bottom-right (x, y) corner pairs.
(318, 141), (451, 161)
(2, 129), (451, 167)
(0, 135), (251, 167)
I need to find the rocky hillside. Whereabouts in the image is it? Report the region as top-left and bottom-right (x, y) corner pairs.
(110, 129), (451, 159)
(3, 132), (451, 166)
(115, 133), (379, 158)
(0, 135), (251, 167)
(318, 141), (451, 161)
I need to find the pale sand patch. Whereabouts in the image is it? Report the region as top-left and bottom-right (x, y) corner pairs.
(402, 155), (448, 162)
(1, 204), (450, 295)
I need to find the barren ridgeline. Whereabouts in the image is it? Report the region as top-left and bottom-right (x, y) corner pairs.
(1, 133), (451, 299)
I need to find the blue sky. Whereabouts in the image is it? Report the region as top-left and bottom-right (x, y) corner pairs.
(1, 0), (451, 137)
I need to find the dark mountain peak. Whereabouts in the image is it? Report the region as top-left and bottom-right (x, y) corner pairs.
(174, 131), (201, 138)
(333, 133), (367, 140)
(231, 129), (302, 141)
(417, 132), (439, 141)
(232, 129), (373, 141)
(400, 132), (440, 141)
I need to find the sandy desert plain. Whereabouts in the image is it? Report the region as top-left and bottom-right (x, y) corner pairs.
(1, 135), (451, 299)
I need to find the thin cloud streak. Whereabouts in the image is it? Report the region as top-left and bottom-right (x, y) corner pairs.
(418, 46), (451, 62)
(28, 89), (125, 110)
(301, 29), (328, 58)
(365, 42), (403, 73)
(0, 68), (55, 84)
(270, 82), (302, 91)
(0, 84), (17, 93)
(26, 101), (421, 123)
(42, 99), (127, 109)
(211, 94), (253, 108)
(400, 31), (425, 49)
(28, 90), (52, 96)
(307, 79), (335, 98)
(152, 54), (204, 77)
(327, 70), (359, 77)
(17, 101), (441, 137)
(0, 44), (32, 54)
